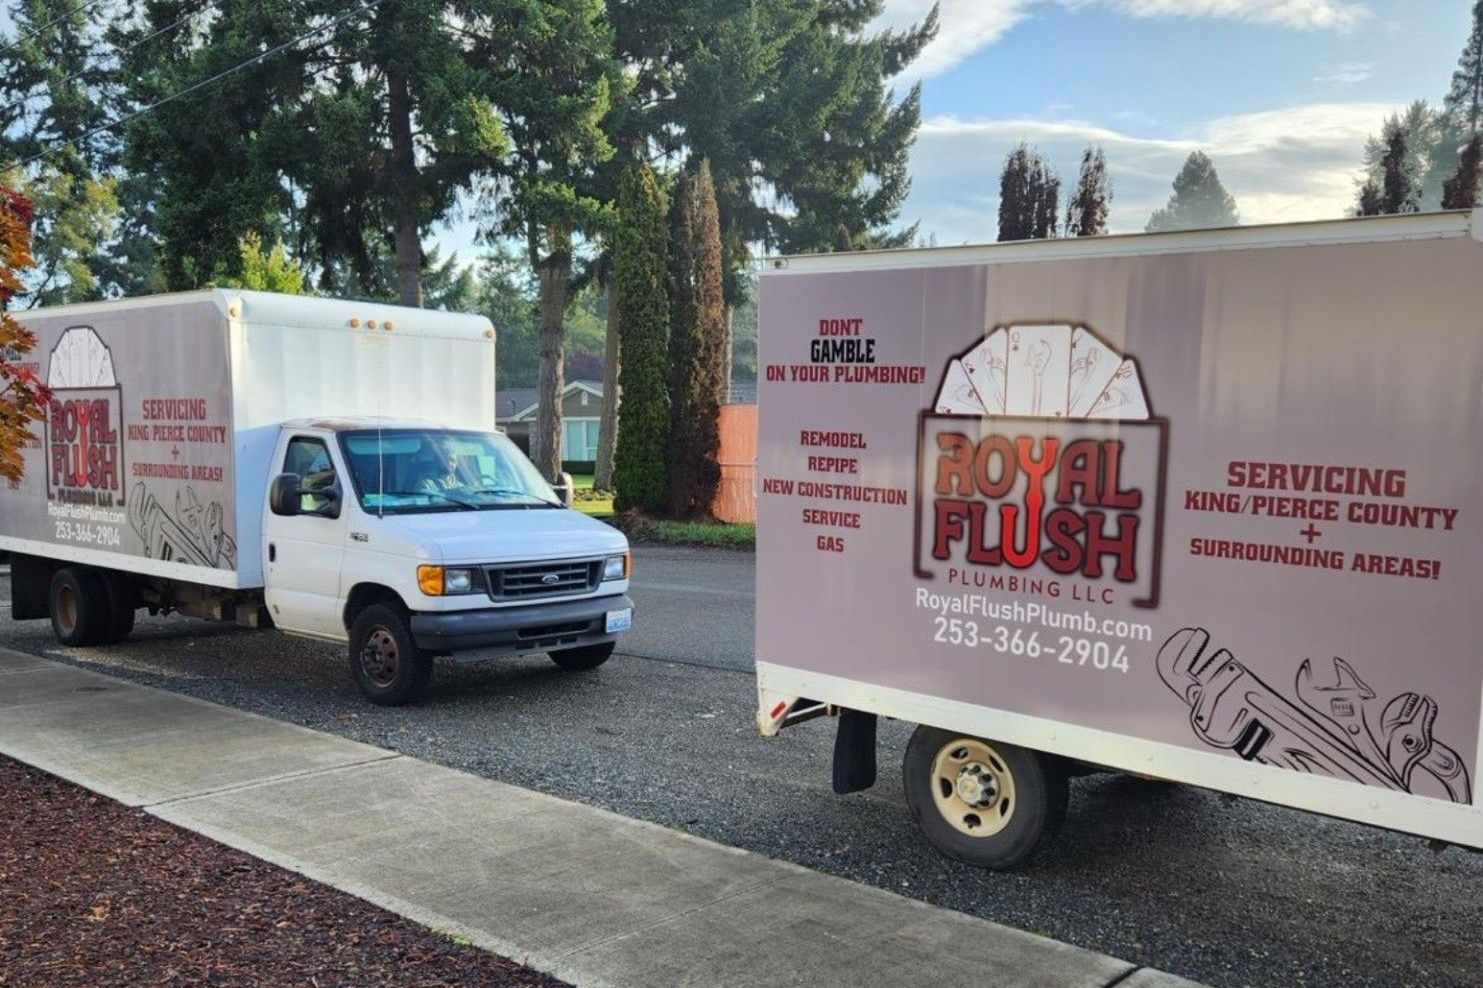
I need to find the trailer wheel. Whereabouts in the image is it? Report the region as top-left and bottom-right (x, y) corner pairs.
(548, 641), (614, 671)
(48, 567), (109, 647)
(349, 604), (433, 706)
(902, 727), (1067, 871)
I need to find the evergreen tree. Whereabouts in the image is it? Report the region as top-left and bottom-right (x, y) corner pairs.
(666, 162), (725, 519)
(1442, 135), (1482, 209)
(0, 0), (129, 302)
(1356, 179), (1384, 217)
(1431, 2), (1483, 199)
(1377, 127), (1420, 214)
(997, 144), (1059, 241)
(1065, 146), (1111, 237)
(1362, 103), (1443, 209)
(1146, 151), (1239, 232)
(216, 233), (307, 293)
(612, 165), (669, 514)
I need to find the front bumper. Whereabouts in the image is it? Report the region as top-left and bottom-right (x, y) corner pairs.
(409, 593), (634, 656)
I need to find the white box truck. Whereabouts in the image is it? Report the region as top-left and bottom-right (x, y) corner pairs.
(756, 209), (1483, 868)
(1, 290), (633, 705)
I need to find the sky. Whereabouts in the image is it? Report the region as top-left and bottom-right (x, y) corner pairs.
(1, 1), (1471, 253)
(874, 0), (1473, 242)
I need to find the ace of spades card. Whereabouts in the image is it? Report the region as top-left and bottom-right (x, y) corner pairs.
(1004, 324), (1073, 418)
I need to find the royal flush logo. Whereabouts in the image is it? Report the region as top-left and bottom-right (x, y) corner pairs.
(44, 326), (125, 507)
(913, 323), (1168, 608)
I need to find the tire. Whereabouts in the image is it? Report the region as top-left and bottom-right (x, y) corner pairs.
(902, 726), (1068, 871)
(349, 603), (433, 706)
(48, 567), (109, 647)
(98, 570), (137, 644)
(549, 641), (615, 671)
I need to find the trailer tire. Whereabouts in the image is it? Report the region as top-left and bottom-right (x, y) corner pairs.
(349, 604), (433, 706)
(548, 641), (614, 671)
(48, 567), (109, 647)
(902, 727), (1067, 871)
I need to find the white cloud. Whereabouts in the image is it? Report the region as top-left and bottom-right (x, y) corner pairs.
(1315, 61), (1373, 84)
(1100, 0), (1369, 29)
(877, 0), (1369, 81)
(901, 101), (1394, 241)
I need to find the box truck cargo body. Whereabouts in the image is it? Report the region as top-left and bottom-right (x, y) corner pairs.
(755, 210), (1483, 868)
(2, 290), (632, 704)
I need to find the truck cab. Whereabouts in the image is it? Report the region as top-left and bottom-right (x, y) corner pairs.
(261, 419), (632, 704)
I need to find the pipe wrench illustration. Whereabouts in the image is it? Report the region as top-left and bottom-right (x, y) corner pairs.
(1158, 628), (1471, 803)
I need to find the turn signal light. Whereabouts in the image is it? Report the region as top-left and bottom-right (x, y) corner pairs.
(417, 565), (444, 596)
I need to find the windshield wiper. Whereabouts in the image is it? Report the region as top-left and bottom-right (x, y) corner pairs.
(373, 490), (479, 510)
(468, 487), (561, 507)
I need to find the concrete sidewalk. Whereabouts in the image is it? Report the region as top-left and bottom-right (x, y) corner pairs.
(0, 648), (1200, 988)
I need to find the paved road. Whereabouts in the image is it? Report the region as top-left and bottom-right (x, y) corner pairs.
(2, 547), (1480, 988)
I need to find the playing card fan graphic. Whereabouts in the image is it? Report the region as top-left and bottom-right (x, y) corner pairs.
(934, 322), (1149, 420)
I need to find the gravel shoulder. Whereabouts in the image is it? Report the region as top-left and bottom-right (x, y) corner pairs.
(0, 756), (566, 988)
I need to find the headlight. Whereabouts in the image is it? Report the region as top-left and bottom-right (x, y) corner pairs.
(416, 565), (477, 595)
(603, 552), (631, 581)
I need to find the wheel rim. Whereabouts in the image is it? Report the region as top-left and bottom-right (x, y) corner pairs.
(55, 584), (78, 636)
(360, 627), (401, 687)
(930, 737), (1017, 837)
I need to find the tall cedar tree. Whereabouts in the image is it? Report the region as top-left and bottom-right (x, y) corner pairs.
(1380, 127), (1419, 214)
(997, 144), (1059, 241)
(595, 1), (935, 474)
(612, 166), (669, 514)
(1146, 151), (1239, 232)
(0, 188), (49, 483)
(1443, 135), (1483, 209)
(1435, 0), (1483, 195)
(1066, 146), (1111, 237)
(666, 163), (725, 519)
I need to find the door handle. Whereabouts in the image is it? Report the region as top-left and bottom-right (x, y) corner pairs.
(268, 543), (276, 562)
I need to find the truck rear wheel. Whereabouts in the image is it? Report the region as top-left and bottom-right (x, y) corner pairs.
(549, 641), (614, 671)
(99, 570), (137, 644)
(48, 567), (109, 647)
(902, 726), (1067, 871)
(349, 604), (433, 706)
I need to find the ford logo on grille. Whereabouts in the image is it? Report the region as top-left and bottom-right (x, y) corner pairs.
(540, 573), (561, 585)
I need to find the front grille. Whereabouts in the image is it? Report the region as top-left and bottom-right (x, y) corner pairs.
(486, 559), (600, 599)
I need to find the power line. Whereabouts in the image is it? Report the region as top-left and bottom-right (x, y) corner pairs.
(12, 0), (390, 170)
(0, 0), (115, 61)
(0, 6), (213, 120)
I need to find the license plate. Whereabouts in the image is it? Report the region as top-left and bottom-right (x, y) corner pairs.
(605, 608), (633, 634)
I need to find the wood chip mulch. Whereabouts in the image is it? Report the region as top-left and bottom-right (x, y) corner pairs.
(0, 757), (569, 987)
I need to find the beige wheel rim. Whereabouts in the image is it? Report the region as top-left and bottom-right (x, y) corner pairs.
(930, 738), (1017, 837)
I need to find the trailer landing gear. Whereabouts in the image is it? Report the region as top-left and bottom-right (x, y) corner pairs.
(902, 727), (1067, 870)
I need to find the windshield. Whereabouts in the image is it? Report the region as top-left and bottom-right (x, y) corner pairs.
(338, 429), (561, 513)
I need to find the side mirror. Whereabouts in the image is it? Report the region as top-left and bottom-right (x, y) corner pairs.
(269, 473), (302, 516)
(554, 471), (574, 508)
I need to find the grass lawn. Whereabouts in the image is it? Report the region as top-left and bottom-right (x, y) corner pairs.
(568, 474), (613, 517)
(618, 515), (755, 549)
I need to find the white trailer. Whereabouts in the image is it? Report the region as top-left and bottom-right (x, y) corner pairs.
(756, 210), (1483, 868)
(2, 290), (633, 704)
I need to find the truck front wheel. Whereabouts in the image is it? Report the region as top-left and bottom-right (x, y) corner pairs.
(902, 726), (1067, 870)
(549, 641), (614, 671)
(349, 604), (433, 706)
(49, 567), (109, 647)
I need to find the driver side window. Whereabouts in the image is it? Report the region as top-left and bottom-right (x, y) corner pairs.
(284, 436), (338, 514)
